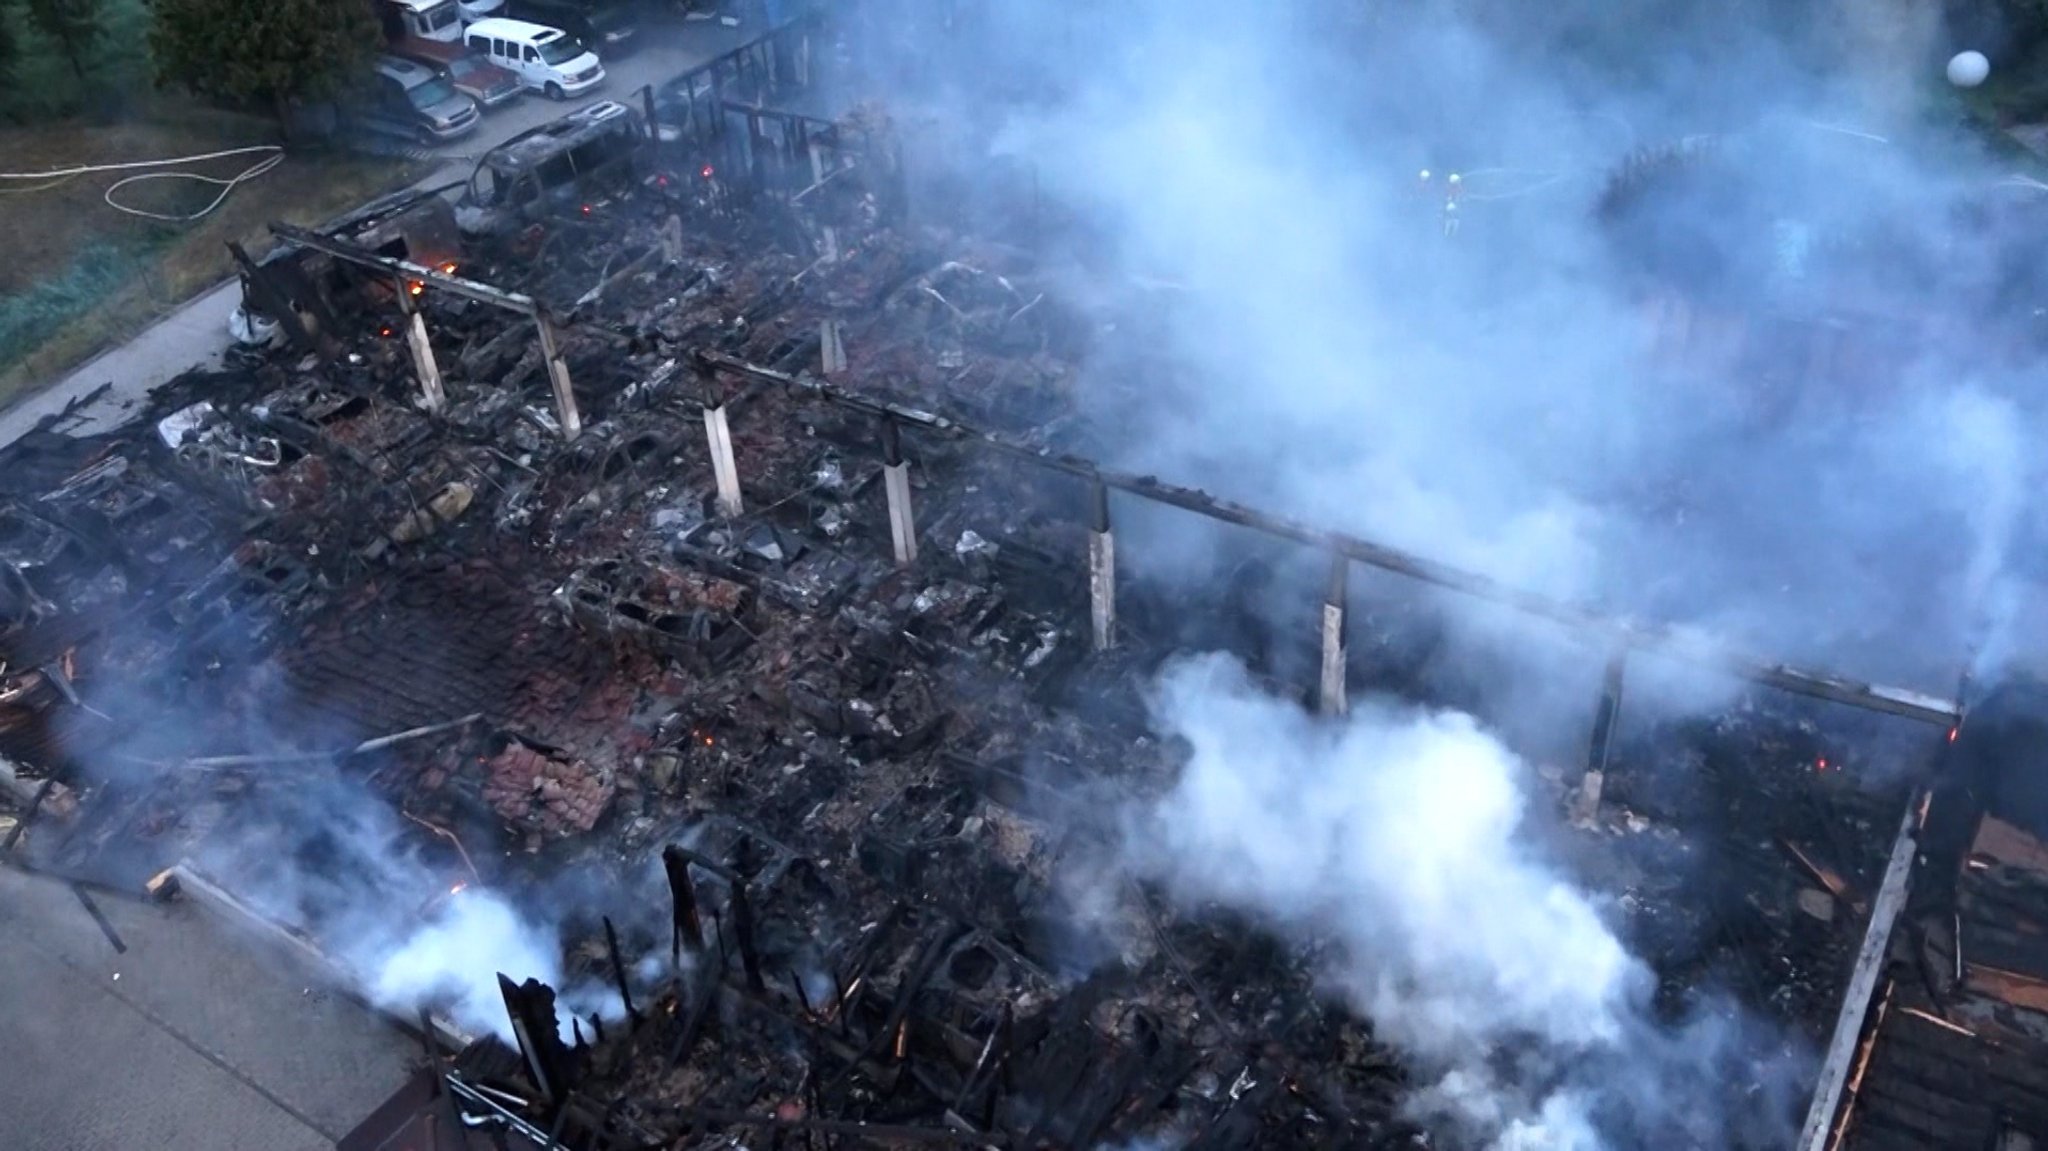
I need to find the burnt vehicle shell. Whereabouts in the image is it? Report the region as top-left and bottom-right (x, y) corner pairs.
(454, 100), (649, 237)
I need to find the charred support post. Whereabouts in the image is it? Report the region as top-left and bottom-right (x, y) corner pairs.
(602, 916), (641, 1029)
(704, 404), (743, 516)
(663, 845), (706, 961)
(392, 279), (445, 414)
(497, 975), (573, 1103)
(820, 318), (846, 376)
(882, 418), (917, 566)
(1320, 554), (1349, 717)
(1089, 481), (1115, 651)
(532, 311), (582, 440)
(1573, 649), (1627, 823)
(728, 883), (766, 993)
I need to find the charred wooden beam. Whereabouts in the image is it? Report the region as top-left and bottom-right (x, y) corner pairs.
(602, 916), (642, 1029)
(698, 351), (1963, 727)
(1586, 648), (1626, 775)
(728, 880), (766, 994)
(269, 223), (542, 315)
(498, 974), (575, 1104)
(663, 845), (706, 961)
(1795, 792), (1926, 1151)
(674, 1106), (1011, 1146)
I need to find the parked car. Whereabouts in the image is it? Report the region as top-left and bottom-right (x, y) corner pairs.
(377, 0), (464, 43)
(350, 55), (482, 144)
(457, 0), (505, 18)
(505, 0), (640, 56)
(455, 100), (647, 236)
(463, 17), (605, 100)
(392, 37), (524, 109)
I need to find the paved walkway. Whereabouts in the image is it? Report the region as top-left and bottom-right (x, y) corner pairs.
(0, 866), (420, 1151)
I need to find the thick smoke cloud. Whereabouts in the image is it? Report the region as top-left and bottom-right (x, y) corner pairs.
(851, 0), (2044, 691)
(1116, 654), (1805, 1148)
(192, 759), (562, 1042)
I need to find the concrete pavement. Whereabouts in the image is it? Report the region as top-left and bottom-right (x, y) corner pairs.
(0, 15), (762, 449)
(0, 866), (420, 1150)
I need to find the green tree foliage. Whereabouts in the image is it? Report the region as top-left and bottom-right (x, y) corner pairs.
(0, 8), (19, 93)
(149, 0), (379, 122)
(24, 0), (104, 81)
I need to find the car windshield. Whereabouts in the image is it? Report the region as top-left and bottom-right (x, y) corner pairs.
(422, 2), (459, 31)
(535, 35), (585, 65)
(409, 77), (458, 107)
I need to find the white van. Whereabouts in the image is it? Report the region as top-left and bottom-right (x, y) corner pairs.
(463, 18), (604, 100)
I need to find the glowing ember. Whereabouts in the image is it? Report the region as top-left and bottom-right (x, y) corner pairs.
(449, 881), (468, 896)
(701, 164), (715, 179)
(1949, 726), (1959, 743)
(440, 262), (458, 275)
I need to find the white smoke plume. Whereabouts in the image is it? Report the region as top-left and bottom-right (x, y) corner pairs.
(1115, 652), (1796, 1147)
(190, 753), (563, 1044)
(841, 0), (2045, 693)
(364, 888), (564, 1043)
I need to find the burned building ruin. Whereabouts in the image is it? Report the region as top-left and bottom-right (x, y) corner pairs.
(4, 9), (2048, 1151)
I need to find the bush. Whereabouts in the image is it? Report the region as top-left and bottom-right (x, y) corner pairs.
(0, 240), (161, 365)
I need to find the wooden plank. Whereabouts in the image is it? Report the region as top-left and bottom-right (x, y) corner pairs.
(1967, 965), (2048, 1015)
(1799, 796), (1924, 1151)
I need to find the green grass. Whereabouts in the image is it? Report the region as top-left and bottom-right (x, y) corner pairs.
(0, 239), (168, 366)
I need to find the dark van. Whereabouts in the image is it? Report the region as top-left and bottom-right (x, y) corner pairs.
(454, 100), (648, 236)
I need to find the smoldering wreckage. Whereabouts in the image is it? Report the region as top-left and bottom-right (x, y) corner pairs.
(4, 17), (2048, 1151)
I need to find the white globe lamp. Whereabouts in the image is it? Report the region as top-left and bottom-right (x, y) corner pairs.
(1948, 50), (1991, 89)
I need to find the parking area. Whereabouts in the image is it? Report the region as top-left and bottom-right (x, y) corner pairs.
(385, 17), (760, 165)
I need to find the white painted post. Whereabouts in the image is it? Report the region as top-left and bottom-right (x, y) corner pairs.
(704, 404), (743, 517)
(1320, 554), (1348, 717)
(881, 419), (916, 565)
(820, 318), (846, 376)
(533, 312), (581, 441)
(395, 285), (445, 414)
(1088, 481), (1114, 652)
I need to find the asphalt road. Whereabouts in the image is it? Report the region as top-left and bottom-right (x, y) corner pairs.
(0, 14), (761, 449)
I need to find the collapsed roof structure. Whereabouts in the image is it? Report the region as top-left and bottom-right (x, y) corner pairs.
(3, 10), (2046, 1151)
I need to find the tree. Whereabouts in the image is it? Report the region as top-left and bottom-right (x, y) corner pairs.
(0, 8), (19, 95)
(150, 0), (380, 126)
(24, 0), (104, 82)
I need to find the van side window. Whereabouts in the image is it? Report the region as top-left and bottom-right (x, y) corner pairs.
(535, 154), (575, 191)
(525, 46), (540, 63)
(493, 39), (508, 58)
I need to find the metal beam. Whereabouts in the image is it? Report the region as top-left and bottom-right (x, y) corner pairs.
(268, 222), (540, 317)
(698, 350), (1962, 726)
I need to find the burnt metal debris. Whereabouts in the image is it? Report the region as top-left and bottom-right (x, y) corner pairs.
(2, 11), (2041, 1151)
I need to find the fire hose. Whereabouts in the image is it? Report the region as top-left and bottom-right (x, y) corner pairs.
(0, 145), (286, 222)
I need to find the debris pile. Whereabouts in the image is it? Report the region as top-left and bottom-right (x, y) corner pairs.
(0, 16), (1984, 1149)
